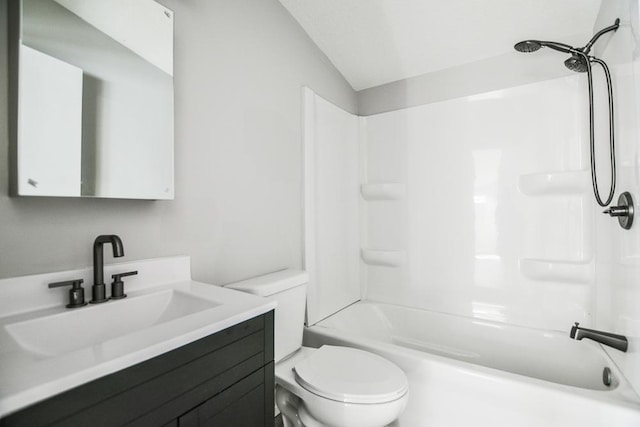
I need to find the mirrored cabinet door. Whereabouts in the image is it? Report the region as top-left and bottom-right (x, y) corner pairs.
(12, 0), (175, 200)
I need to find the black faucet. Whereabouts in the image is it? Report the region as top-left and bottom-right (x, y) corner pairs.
(570, 322), (628, 352)
(91, 235), (124, 304)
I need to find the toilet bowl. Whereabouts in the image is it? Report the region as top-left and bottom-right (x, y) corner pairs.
(275, 346), (408, 427)
(224, 270), (409, 427)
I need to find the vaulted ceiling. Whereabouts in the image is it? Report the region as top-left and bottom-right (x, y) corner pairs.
(278, 0), (602, 91)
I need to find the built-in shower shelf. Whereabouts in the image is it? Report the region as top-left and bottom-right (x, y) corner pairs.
(361, 249), (406, 267)
(518, 171), (589, 196)
(519, 258), (592, 284)
(360, 183), (405, 201)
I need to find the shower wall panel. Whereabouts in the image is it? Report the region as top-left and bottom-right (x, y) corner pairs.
(303, 88), (361, 325)
(362, 77), (594, 331)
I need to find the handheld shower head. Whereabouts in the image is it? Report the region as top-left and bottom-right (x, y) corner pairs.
(514, 40), (575, 54)
(514, 40), (542, 53)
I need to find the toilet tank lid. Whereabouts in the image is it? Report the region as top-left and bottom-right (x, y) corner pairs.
(224, 269), (308, 296)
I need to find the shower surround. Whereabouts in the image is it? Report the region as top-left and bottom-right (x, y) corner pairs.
(305, 75), (594, 329)
(361, 76), (592, 331)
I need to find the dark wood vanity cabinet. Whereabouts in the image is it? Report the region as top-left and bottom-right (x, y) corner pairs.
(1, 311), (275, 427)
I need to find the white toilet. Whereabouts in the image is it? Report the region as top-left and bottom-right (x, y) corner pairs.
(225, 270), (409, 427)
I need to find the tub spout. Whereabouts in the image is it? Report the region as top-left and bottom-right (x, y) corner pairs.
(570, 322), (628, 352)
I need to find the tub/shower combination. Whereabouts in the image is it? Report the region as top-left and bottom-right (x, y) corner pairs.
(300, 10), (640, 420)
(303, 301), (640, 426)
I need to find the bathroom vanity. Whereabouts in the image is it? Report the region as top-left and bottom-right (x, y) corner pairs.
(0, 257), (276, 426)
(1, 313), (274, 426)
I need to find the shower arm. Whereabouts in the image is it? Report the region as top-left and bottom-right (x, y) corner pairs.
(575, 50), (616, 207)
(581, 18), (621, 54)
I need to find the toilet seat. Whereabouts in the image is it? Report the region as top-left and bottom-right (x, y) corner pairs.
(293, 345), (408, 404)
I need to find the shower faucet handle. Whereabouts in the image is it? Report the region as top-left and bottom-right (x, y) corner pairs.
(603, 206), (629, 217)
(603, 192), (634, 230)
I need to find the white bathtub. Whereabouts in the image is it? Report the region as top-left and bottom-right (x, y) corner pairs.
(303, 301), (640, 426)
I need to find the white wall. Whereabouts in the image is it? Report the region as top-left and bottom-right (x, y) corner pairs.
(357, 52), (580, 116)
(0, 0), (356, 283)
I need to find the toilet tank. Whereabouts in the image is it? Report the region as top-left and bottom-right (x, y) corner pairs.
(225, 270), (308, 363)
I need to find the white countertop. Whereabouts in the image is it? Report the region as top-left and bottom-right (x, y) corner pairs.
(0, 256), (276, 418)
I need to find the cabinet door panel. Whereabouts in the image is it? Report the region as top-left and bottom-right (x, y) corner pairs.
(179, 367), (272, 427)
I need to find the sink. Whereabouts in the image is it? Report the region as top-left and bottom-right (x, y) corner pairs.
(5, 289), (219, 357)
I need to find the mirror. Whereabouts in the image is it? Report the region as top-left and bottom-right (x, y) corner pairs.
(14, 0), (174, 199)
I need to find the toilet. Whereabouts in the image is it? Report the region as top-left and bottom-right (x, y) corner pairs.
(225, 270), (408, 427)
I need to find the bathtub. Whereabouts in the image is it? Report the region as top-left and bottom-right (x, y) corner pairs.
(303, 301), (640, 426)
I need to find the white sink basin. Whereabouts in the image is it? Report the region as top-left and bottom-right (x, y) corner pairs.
(5, 289), (219, 357)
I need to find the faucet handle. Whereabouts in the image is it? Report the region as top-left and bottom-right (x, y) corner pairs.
(49, 279), (87, 308)
(110, 270), (138, 300)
